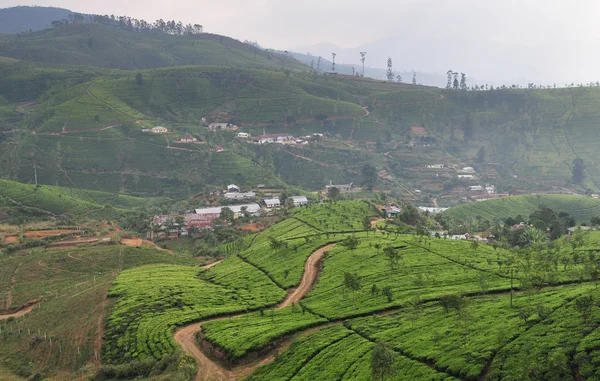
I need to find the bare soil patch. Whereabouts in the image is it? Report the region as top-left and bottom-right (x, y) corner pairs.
(410, 125), (429, 136)
(4, 235), (18, 244)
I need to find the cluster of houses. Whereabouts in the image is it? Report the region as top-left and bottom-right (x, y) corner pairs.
(151, 185), (309, 237)
(234, 132), (324, 145)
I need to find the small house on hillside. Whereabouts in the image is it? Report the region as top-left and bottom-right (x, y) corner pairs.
(252, 134), (294, 144)
(175, 135), (198, 143)
(224, 192), (256, 201)
(227, 184), (240, 193)
(461, 166), (475, 172)
(426, 164), (445, 169)
(289, 196), (308, 206)
(215, 146), (225, 152)
(263, 198), (281, 208)
(457, 174), (475, 180)
(237, 132), (250, 138)
(325, 181), (355, 193)
(208, 122), (237, 131)
(152, 126), (168, 134)
(382, 205), (402, 218)
(468, 185), (483, 191)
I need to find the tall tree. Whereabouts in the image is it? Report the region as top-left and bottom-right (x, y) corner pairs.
(386, 58), (394, 81)
(446, 70), (453, 89)
(361, 163), (378, 190)
(396, 74), (403, 83)
(371, 341), (396, 381)
(343, 272), (361, 308)
(453, 72), (459, 90)
(476, 146), (485, 163)
(317, 56), (321, 70)
(412, 71), (417, 85)
(327, 186), (341, 201)
(460, 73), (467, 90)
(331, 53), (336, 72)
(572, 158), (585, 184)
(383, 245), (401, 271)
(220, 207), (235, 223)
(360, 52), (367, 76)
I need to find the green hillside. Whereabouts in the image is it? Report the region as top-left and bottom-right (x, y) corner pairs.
(0, 178), (162, 221)
(76, 201), (599, 381)
(440, 194), (600, 224)
(0, 23), (304, 71)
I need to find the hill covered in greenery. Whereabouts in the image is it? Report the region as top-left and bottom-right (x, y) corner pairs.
(440, 194), (600, 225)
(0, 6), (71, 34)
(0, 23), (304, 71)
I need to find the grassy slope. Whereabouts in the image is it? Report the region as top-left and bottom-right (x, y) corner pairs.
(0, 245), (197, 379)
(0, 23), (305, 71)
(440, 194), (600, 223)
(0, 178), (161, 221)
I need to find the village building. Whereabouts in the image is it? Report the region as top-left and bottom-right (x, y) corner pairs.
(485, 185), (496, 194)
(194, 203), (261, 218)
(263, 197), (281, 208)
(382, 205), (402, 218)
(457, 174), (475, 180)
(325, 181), (355, 193)
(208, 122), (237, 131)
(418, 206), (449, 214)
(252, 134), (294, 144)
(215, 146), (225, 152)
(223, 192), (256, 201)
(151, 126), (168, 134)
(237, 132), (250, 138)
(468, 185), (483, 191)
(175, 135), (198, 143)
(227, 184), (240, 193)
(461, 166), (475, 172)
(289, 196), (309, 206)
(426, 164), (445, 169)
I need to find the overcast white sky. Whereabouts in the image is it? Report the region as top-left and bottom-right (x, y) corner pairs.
(2, 0), (600, 83)
(1, 0), (597, 49)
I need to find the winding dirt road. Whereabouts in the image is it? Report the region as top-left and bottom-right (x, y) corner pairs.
(174, 244), (336, 381)
(279, 244), (334, 308)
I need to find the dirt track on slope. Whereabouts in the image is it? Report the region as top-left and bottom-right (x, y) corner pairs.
(174, 244), (336, 381)
(279, 244), (335, 308)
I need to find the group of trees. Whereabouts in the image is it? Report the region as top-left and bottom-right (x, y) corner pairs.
(446, 70), (468, 91)
(51, 12), (203, 36)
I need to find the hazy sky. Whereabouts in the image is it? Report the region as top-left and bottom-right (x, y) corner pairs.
(1, 0), (598, 49)
(2, 0), (600, 83)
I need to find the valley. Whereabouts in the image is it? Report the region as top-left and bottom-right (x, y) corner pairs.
(2, 6), (600, 381)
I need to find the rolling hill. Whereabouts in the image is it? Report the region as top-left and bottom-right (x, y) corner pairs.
(440, 194), (600, 224)
(0, 6), (72, 34)
(0, 23), (305, 71)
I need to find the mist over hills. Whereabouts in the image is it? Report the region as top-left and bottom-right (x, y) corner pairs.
(0, 5), (72, 33)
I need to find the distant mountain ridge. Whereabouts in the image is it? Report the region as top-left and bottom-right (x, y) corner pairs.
(0, 6), (72, 34)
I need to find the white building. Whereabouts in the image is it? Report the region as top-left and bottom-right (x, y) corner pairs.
(227, 184), (240, 192)
(485, 186), (496, 194)
(461, 166), (475, 172)
(237, 132), (250, 138)
(426, 164), (444, 169)
(152, 126), (168, 134)
(263, 198), (281, 208)
(223, 192), (256, 201)
(468, 185), (483, 191)
(418, 206), (448, 214)
(194, 203), (261, 218)
(289, 196), (309, 206)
